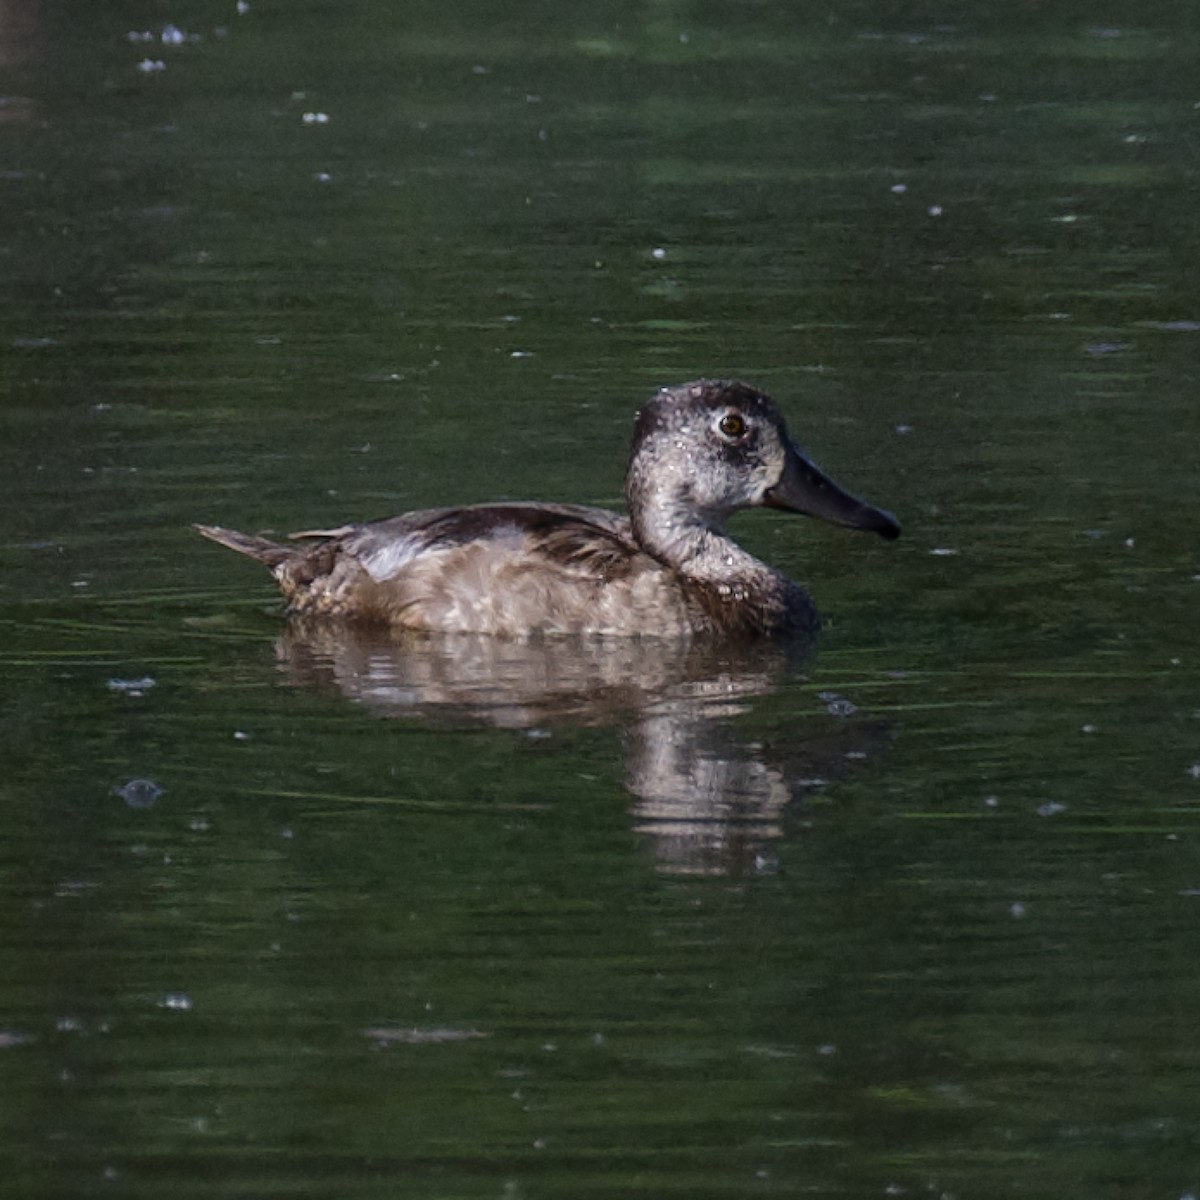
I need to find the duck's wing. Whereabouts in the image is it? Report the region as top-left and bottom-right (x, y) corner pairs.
(278, 503), (651, 632)
(341, 502), (635, 579)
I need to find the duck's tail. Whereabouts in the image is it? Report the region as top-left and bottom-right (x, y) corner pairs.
(194, 524), (294, 569)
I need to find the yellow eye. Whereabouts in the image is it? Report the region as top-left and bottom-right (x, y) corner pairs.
(718, 412), (746, 440)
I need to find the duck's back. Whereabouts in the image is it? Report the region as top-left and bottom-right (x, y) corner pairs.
(228, 503), (700, 637)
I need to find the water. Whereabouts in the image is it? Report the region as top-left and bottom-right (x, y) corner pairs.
(3, 3), (1200, 1196)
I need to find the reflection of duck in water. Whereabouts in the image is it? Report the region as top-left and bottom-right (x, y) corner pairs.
(275, 618), (809, 727)
(276, 623), (891, 876)
(197, 380), (899, 637)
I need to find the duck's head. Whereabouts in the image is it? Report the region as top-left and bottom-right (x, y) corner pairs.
(626, 380), (900, 552)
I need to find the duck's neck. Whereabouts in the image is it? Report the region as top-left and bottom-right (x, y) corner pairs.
(629, 490), (766, 586)
(628, 486), (817, 635)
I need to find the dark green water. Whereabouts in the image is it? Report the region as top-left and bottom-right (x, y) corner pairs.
(3, 2), (1200, 1196)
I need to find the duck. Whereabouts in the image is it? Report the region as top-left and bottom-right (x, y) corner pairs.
(196, 379), (899, 638)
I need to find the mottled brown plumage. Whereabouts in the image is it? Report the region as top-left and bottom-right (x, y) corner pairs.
(196, 380), (899, 638)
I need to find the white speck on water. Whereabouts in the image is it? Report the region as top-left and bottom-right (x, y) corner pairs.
(845, 750), (867, 760)
(651, 247), (666, 260)
(55, 879), (102, 898)
(313, 171), (332, 183)
(301, 112), (329, 125)
(1052, 213), (1079, 223)
(116, 779), (162, 809)
(890, 183), (907, 194)
(1187, 764), (1200, 779)
(930, 547), (957, 556)
(525, 728), (552, 740)
(108, 676), (156, 697)
(927, 204), (943, 217)
(364, 1024), (489, 1047)
(471, 64), (490, 75)
(127, 30), (153, 42)
(1149, 320), (1200, 332)
(979, 92), (997, 101)
(56, 1016), (84, 1033)
(161, 23), (185, 44)
(984, 795), (999, 808)
(1170, 657), (1182, 666)
(1037, 801), (1068, 817)
(1081, 724), (1098, 734)
(1010, 902), (1027, 919)
(159, 993), (193, 1011)
(280, 827), (295, 840)
(71, 579), (89, 589)
(188, 818), (209, 832)
(236, 0), (250, 13)
(1124, 537), (1135, 548)
(817, 1042), (837, 1056)
(895, 423), (912, 434)
(510, 350), (533, 358)
(233, 730), (250, 741)
(137, 59), (166, 73)
(532, 1138), (546, 1150)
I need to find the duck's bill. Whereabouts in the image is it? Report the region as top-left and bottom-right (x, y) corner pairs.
(764, 444), (900, 540)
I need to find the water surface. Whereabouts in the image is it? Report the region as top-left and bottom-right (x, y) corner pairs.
(2, 3), (1199, 1197)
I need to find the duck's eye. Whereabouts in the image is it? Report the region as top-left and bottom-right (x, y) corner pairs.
(718, 412), (747, 440)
